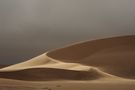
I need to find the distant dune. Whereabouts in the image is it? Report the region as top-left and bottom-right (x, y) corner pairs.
(0, 35), (135, 90)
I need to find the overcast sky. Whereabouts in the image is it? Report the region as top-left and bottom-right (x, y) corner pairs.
(0, 0), (135, 64)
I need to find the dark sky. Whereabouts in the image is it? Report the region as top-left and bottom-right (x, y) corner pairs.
(0, 0), (135, 64)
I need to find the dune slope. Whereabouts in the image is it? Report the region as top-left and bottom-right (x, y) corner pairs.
(47, 35), (135, 79)
(0, 67), (116, 81)
(0, 35), (135, 81)
(0, 56), (117, 81)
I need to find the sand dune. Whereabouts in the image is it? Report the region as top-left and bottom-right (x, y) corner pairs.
(0, 54), (58, 71)
(0, 55), (117, 81)
(0, 35), (135, 88)
(47, 35), (135, 79)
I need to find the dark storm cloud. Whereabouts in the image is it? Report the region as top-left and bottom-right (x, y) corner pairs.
(0, 0), (135, 64)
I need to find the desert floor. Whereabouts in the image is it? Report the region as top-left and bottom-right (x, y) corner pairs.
(0, 78), (135, 90)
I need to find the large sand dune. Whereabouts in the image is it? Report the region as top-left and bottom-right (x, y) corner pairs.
(47, 35), (135, 79)
(0, 35), (135, 90)
(0, 54), (117, 81)
(0, 35), (135, 80)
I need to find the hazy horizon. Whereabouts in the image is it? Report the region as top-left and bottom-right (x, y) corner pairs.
(0, 0), (135, 64)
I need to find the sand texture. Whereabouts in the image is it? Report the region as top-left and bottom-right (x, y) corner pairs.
(0, 35), (135, 90)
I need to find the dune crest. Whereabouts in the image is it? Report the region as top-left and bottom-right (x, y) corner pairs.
(0, 35), (135, 81)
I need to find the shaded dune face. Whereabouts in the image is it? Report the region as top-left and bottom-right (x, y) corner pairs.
(47, 35), (135, 79)
(0, 68), (108, 81)
(0, 54), (116, 81)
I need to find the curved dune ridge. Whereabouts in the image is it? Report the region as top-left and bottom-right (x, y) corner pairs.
(0, 35), (135, 81)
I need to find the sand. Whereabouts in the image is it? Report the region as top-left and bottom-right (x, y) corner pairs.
(0, 35), (135, 90)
